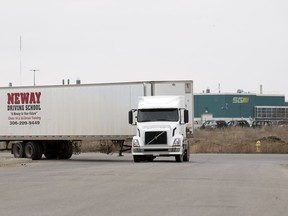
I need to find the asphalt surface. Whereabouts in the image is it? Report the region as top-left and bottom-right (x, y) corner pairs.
(1, 152), (288, 216)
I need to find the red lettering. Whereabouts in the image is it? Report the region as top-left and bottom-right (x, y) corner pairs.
(29, 92), (36, 104)
(35, 92), (41, 104)
(15, 93), (20, 104)
(7, 92), (41, 105)
(7, 93), (14, 104)
(20, 93), (29, 104)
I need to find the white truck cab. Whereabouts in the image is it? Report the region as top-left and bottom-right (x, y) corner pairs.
(129, 95), (190, 162)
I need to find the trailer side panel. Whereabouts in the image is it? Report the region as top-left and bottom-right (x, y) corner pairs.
(0, 83), (144, 140)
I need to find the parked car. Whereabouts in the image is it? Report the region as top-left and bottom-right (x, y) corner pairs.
(276, 120), (288, 127)
(200, 120), (227, 130)
(227, 120), (250, 127)
(251, 120), (273, 128)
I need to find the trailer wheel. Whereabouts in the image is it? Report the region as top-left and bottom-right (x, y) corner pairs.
(36, 144), (43, 160)
(24, 142), (42, 160)
(58, 142), (73, 159)
(44, 153), (57, 159)
(12, 142), (25, 158)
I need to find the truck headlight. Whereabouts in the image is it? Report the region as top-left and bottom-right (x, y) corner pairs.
(132, 139), (140, 147)
(173, 138), (181, 146)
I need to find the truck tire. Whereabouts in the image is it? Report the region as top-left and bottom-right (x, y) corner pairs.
(58, 142), (73, 159)
(133, 155), (142, 163)
(145, 156), (155, 162)
(24, 142), (42, 160)
(44, 153), (57, 159)
(36, 144), (43, 160)
(12, 142), (25, 158)
(183, 143), (190, 162)
(183, 150), (190, 162)
(175, 154), (183, 162)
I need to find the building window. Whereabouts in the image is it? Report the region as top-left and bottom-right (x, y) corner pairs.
(255, 106), (288, 120)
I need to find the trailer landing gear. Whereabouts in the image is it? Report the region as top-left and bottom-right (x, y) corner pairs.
(112, 140), (131, 156)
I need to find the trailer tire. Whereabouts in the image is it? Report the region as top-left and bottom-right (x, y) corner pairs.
(12, 142), (25, 158)
(58, 142), (73, 159)
(44, 153), (57, 159)
(24, 142), (42, 160)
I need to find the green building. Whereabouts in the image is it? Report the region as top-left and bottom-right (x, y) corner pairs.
(194, 93), (288, 122)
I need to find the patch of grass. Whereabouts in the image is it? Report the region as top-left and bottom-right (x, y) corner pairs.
(191, 127), (288, 153)
(80, 140), (117, 154)
(79, 127), (288, 154)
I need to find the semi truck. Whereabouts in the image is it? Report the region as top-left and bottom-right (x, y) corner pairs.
(129, 95), (191, 162)
(0, 80), (193, 161)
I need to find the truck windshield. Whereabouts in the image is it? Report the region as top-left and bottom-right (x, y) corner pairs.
(137, 109), (179, 122)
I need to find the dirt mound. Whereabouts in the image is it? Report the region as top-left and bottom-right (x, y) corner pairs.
(259, 136), (285, 143)
(191, 127), (288, 153)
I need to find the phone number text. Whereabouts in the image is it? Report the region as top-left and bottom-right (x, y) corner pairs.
(9, 121), (41, 125)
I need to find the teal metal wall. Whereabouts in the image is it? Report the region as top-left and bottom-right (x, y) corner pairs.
(255, 95), (286, 106)
(194, 94), (286, 118)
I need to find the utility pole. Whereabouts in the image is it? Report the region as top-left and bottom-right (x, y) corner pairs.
(30, 69), (39, 86)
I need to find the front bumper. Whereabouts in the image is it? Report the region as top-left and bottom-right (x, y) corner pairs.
(132, 145), (182, 156)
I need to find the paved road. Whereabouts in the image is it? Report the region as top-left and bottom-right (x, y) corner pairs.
(1, 153), (288, 216)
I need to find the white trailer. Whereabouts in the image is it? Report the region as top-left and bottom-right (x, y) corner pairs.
(0, 80), (193, 160)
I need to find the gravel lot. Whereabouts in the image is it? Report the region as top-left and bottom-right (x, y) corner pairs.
(0, 152), (32, 167)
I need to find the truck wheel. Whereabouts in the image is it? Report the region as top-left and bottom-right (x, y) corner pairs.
(12, 142), (25, 158)
(175, 154), (183, 162)
(183, 150), (190, 162)
(183, 144), (190, 162)
(24, 142), (42, 160)
(133, 155), (141, 163)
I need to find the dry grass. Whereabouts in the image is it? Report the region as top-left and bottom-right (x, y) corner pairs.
(80, 140), (117, 154)
(191, 127), (288, 153)
(78, 127), (288, 154)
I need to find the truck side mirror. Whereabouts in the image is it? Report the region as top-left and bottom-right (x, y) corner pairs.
(128, 110), (133, 124)
(184, 110), (189, 123)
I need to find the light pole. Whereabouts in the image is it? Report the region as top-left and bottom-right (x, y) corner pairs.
(30, 69), (39, 86)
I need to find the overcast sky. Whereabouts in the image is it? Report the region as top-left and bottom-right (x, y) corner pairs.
(1, 0), (288, 98)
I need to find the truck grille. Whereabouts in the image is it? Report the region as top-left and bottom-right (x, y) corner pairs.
(145, 131), (167, 145)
